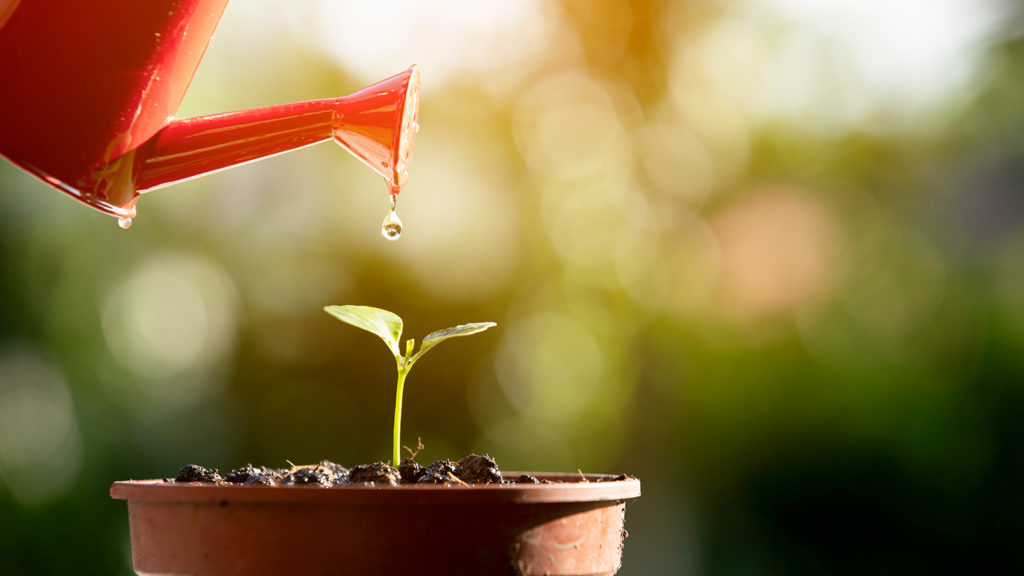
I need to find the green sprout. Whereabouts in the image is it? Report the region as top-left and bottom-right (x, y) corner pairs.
(324, 305), (496, 467)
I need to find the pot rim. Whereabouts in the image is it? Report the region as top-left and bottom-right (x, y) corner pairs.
(111, 472), (640, 505)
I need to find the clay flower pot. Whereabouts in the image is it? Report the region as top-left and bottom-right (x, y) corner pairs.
(111, 472), (641, 575)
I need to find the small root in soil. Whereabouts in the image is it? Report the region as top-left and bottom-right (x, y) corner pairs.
(403, 437), (425, 460)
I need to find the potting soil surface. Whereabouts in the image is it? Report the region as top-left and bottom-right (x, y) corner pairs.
(171, 454), (628, 487)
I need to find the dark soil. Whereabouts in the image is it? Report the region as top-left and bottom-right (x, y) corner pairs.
(168, 454), (588, 487)
(398, 458), (425, 482)
(513, 474), (552, 485)
(347, 461), (401, 486)
(279, 465), (335, 487)
(223, 464), (279, 486)
(174, 464), (222, 483)
(455, 453), (503, 484)
(418, 459), (458, 484)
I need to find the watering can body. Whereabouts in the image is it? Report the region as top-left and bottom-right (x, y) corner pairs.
(0, 0), (419, 223)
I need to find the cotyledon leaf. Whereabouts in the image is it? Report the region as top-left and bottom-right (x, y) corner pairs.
(324, 305), (403, 358)
(413, 322), (497, 362)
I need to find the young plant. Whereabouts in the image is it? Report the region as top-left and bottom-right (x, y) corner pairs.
(324, 305), (496, 467)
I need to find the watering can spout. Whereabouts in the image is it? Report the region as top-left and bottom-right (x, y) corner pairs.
(138, 65), (420, 202)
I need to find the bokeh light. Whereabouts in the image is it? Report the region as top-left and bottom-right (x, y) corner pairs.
(0, 346), (82, 507)
(101, 252), (239, 408)
(709, 184), (841, 319)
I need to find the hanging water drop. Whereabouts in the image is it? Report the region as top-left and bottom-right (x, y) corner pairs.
(381, 194), (402, 241)
(118, 217), (133, 229)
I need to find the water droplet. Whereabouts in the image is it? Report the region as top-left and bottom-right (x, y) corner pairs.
(381, 214), (402, 241)
(381, 195), (402, 241)
(118, 217), (133, 229)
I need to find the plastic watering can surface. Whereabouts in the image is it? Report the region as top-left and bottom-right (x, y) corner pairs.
(0, 0), (419, 225)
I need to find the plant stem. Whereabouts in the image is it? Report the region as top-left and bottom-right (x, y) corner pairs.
(393, 367), (408, 466)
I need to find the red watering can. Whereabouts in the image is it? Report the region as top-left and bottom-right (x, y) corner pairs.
(0, 0), (419, 228)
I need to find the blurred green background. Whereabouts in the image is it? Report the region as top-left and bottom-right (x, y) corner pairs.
(2, 0), (1023, 573)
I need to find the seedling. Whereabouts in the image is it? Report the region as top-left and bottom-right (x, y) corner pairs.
(324, 305), (496, 466)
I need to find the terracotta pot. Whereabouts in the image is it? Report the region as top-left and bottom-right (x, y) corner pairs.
(110, 472), (641, 576)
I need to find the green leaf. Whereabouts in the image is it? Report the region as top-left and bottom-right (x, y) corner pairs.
(414, 322), (496, 362)
(324, 305), (403, 358)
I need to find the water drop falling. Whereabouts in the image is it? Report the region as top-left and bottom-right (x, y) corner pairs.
(381, 194), (402, 241)
(118, 217), (133, 229)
